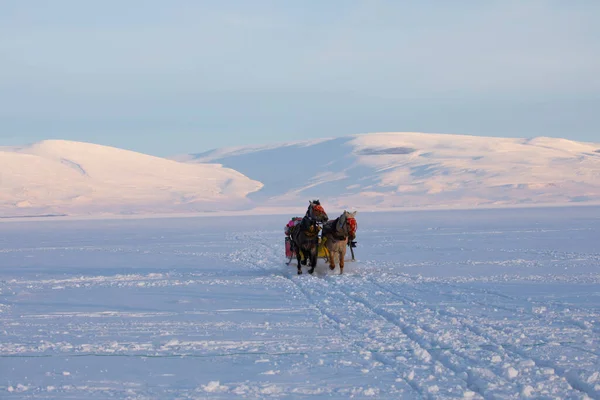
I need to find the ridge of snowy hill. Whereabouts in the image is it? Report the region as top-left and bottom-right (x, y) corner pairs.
(176, 132), (600, 211)
(3, 133), (599, 218)
(0, 140), (263, 217)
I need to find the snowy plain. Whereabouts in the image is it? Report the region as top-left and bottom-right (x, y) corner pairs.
(1, 206), (599, 399)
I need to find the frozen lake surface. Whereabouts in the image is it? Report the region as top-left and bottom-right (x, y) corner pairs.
(1, 207), (599, 399)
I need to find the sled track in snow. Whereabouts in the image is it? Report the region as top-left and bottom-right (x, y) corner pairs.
(227, 230), (599, 399)
(228, 232), (424, 398)
(419, 282), (599, 398)
(229, 232), (483, 398)
(359, 278), (596, 399)
(3, 216), (599, 399)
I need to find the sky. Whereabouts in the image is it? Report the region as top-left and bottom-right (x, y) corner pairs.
(1, 0), (599, 156)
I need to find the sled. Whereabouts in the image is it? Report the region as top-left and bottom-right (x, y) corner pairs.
(285, 237), (328, 263)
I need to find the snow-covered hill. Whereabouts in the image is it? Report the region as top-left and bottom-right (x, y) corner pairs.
(2, 133), (599, 217)
(0, 140), (263, 217)
(176, 132), (600, 211)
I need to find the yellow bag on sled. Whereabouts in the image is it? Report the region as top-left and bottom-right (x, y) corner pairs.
(318, 237), (328, 258)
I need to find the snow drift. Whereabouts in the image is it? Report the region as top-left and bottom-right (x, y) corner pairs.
(0, 140), (263, 217)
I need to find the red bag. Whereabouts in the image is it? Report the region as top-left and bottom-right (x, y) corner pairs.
(285, 237), (294, 258)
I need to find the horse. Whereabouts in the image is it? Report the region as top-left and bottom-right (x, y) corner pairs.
(321, 210), (357, 275)
(290, 200), (329, 275)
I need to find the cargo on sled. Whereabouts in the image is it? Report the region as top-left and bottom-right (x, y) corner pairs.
(284, 236), (329, 261)
(284, 236), (356, 265)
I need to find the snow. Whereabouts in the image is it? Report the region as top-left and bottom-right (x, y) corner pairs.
(1, 206), (599, 398)
(0, 140), (263, 217)
(201, 380), (229, 393)
(179, 132), (600, 211)
(4, 132), (600, 218)
(172, 138), (333, 163)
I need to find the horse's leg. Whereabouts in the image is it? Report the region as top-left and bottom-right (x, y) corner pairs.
(296, 247), (303, 275)
(328, 243), (336, 271)
(339, 247), (345, 275)
(308, 245), (317, 274)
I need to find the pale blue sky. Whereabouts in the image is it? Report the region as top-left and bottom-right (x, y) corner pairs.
(1, 1), (599, 156)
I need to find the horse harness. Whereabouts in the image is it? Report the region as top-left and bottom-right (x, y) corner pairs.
(323, 216), (357, 241)
(296, 215), (321, 239)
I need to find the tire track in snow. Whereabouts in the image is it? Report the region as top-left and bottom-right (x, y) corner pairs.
(280, 241), (484, 399)
(261, 235), (488, 398)
(411, 280), (600, 357)
(438, 280), (600, 334)
(430, 290), (600, 399)
(291, 274), (479, 399)
(363, 260), (599, 334)
(227, 231), (598, 399)
(228, 232), (423, 398)
(370, 278), (595, 399)
(329, 277), (505, 399)
(290, 276), (425, 399)
(501, 342), (600, 399)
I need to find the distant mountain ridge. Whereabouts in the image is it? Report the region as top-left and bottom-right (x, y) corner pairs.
(176, 132), (600, 211)
(2, 133), (599, 217)
(0, 140), (263, 217)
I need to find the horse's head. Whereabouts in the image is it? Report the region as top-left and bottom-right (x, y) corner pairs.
(337, 210), (358, 239)
(307, 200), (328, 224)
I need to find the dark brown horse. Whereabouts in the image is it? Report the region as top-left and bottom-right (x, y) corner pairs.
(321, 210), (357, 275)
(290, 200), (329, 275)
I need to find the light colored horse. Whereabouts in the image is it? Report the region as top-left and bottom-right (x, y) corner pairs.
(321, 210), (357, 275)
